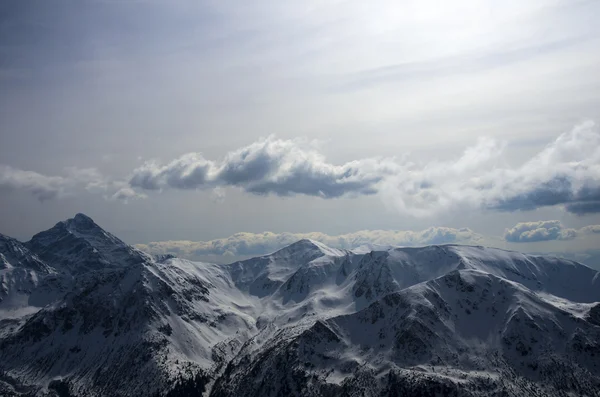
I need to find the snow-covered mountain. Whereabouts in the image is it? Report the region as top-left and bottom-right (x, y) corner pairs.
(0, 234), (57, 319)
(1, 215), (599, 396)
(25, 214), (150, 275)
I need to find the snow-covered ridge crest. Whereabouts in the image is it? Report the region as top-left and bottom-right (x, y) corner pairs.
(1, 214), (599, 397)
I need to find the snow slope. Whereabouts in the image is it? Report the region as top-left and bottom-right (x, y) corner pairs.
(213, 270), (600, 396)
(0, 234), (58, 319)
(1, 215), (599, 397)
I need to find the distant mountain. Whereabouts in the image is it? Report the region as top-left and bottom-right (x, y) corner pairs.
(531, 249), (600, 271)
(1, 215), (599, 396)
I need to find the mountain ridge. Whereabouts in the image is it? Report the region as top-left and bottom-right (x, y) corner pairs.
(1, 214), (599, 397)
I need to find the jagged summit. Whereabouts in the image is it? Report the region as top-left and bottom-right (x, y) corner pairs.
(272, 238), (323, 254)
(65, 212), (98, 229)
(32, 213), (114, 243)
(25, 213), (148, 274)
(226, 238), (348, 298)
(271, 238), (346, 258)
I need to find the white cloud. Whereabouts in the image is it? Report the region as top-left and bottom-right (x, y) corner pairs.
(383, 120), (600, 216)
(4, 121), (600, 217)
(130, 135), (398, 198)
(0, 165), (141, 202)
(129, 121), (600, 216)
(0, 165), (96, 201)
(504, 220), (600, 243)
(580, 225), (600, 234)
(135, 227), (483, 259)
(504, 220), (577, 243)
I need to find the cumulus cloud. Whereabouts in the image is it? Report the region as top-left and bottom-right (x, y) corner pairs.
(504, 220), (600, 243)
(130, 136), (398, 198)
(580, 225), (600, 234)
(5, 121), (600, 215)
(0, 165), (141, 202)
(383, 120), (600, 216)
(486, 121), (600, 215)
(135, 227), (483, 259)
(128, 121), (600, 215)
(504, 220), (577, 243)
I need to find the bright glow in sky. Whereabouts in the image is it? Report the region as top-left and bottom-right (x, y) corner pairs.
(1, 0), (599, 259)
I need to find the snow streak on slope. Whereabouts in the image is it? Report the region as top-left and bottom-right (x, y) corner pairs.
(213, 270), (600, 396)
(1, 215), (599, 397)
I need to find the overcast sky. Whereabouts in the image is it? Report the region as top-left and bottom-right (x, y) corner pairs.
(1, 0), (600, 258)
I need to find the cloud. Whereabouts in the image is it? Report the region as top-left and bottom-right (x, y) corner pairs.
(580, 225), (600, 234)
(135, 227), (483, 259)
(0, 165), (67, 201)
(504, 220), (600, 243)
(383, 120), (600, 216)
(109, 186), (147, 202)
(0, 165), (110, 201)
(485, 121), (600, 215)
(504, 220), (577, 243)
(128, 121), (600, 216)
(130, 153), (216, 191)
(0, 165), (141, 202)
(5, 121), (600, 216)
(130, 136), (397, 198)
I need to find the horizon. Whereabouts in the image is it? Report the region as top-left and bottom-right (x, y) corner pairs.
(2, 0), (600, 266)
(3, 211), (599, 268)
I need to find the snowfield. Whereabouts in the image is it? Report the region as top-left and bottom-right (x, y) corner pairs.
(1, 214), (599, 396)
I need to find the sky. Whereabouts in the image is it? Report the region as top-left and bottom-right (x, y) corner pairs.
(1, 0), (600, 263)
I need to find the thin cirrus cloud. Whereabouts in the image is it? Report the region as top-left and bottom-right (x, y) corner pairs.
(504, 220), (600, 243)
(135, 227), (483, 259)
(130, 120), (600, 216)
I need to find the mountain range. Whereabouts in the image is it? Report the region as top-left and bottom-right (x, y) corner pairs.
(1, 214), (599, 396)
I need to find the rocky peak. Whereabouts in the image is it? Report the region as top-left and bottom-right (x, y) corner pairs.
(25, 214), (148, 274)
